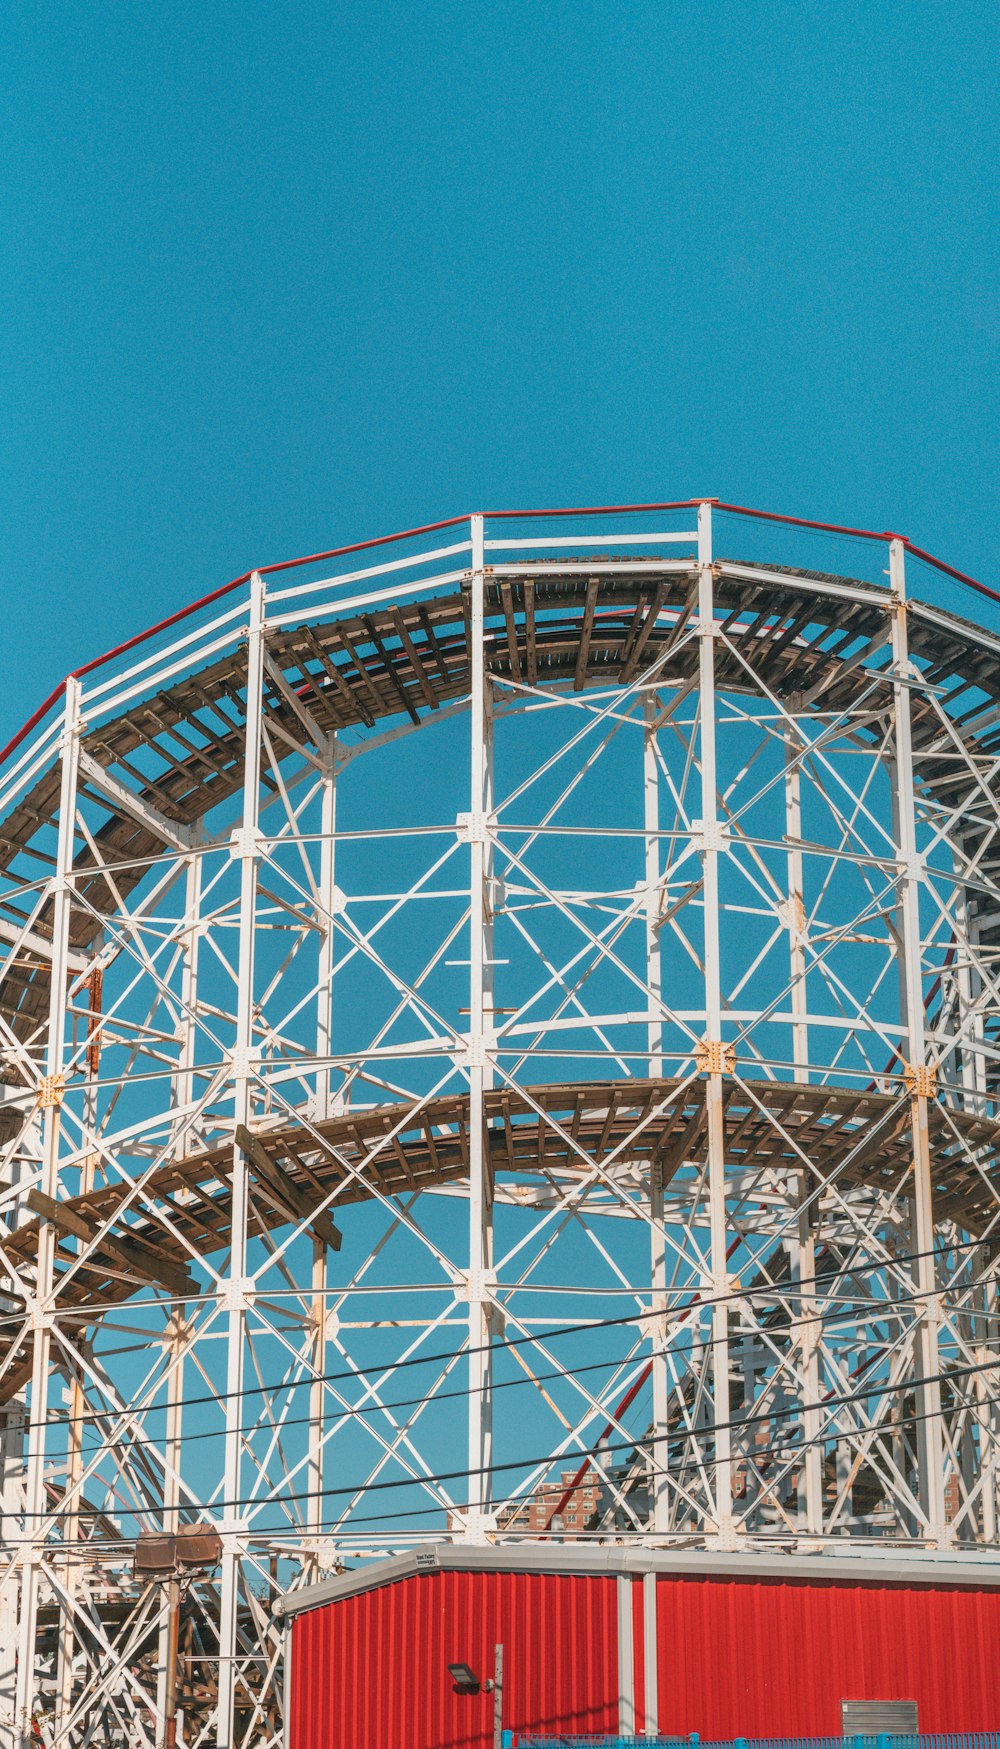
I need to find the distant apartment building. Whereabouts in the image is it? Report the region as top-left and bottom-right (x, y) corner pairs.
(506, 1469), (602, 1534)
(447, 1471), (601, 1537)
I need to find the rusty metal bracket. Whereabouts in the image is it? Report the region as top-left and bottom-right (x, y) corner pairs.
(904, 1062), (938, 1099)
(696, 1039), (736, 1076)
(37, 1074), (65, 1110)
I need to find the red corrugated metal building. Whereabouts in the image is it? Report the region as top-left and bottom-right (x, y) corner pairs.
(277, 1546), (1000, 1749)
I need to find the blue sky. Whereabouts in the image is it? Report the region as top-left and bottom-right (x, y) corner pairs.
(5, 1), (997, 1536)
(3, 0), (997, 742)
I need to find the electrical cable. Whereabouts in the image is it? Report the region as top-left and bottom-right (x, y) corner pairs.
(19, 1345), (1000, 1533)
(10, 1230), (992, 1436)
(70, 1279), (1000, 1461)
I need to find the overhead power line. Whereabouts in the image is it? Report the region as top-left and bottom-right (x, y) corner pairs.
(13, 1230), (992, 1437)
(18, 1346), (1000, 1534)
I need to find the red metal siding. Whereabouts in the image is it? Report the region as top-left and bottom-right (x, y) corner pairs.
(289, 1565), (1000, 1748)
(654, 1574), (1000, 1738)
(289, 1569), (619, 1749)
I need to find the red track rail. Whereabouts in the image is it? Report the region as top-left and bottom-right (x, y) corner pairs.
(1, 500), (995, 771)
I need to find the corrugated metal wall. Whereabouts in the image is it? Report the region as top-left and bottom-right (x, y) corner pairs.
(653, 1572), (1000, 1738)
(288, 1566), (1000, 1749)
(288, 1569), (619, 1749)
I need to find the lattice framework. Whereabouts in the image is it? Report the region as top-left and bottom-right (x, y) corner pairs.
(0, 504), (998, 1746)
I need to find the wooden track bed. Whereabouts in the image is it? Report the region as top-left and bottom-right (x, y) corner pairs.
(2, 1076), (998, 1404)
(1, 558), (998, 1059)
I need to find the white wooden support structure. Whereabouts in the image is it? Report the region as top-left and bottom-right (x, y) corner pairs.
(645, 690), (669, 1536)
(785, 705), (823, 1538)
(0, 502), (994, 1742)
(696, 503), (736, 1547)
(15, 679), (81, 1749)
(889, 539), (947, 1547)
(466, 513), (495, 1542)
(216, 572), (265, 1747)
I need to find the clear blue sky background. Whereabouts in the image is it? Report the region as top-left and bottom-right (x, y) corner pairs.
(3, 0), (997, 746)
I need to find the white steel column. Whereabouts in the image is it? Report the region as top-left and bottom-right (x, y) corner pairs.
(785, 711), (822, 1536)
(645, 692), (669, 1535)
(308, 733), (338, 1576)
(155, 1319), (186, 1749)
(784, 709), (809, 1081)
(889, 539), (946, 1546)
(216, 572), (266, 1746)
(467, 514), (495, 1539)
(975, 1265), (998, 1543)
(15, 678), (81, 1749)
(55, 957), (103, 1742)
(697, 503), (735, 1546)
(315, 732), (338, 1128)
(0, 1407), (25, 1749)
(176, 835), (203, 1145)
(154, 845), (200, 1744)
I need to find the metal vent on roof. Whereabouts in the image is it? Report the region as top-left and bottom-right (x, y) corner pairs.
(842, 1700), (919, 1734)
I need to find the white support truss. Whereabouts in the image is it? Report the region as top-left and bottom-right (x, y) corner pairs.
(0, 503), (997, 1745)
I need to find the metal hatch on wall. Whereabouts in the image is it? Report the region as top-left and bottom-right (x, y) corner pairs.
(842, 1701), (920, 1733)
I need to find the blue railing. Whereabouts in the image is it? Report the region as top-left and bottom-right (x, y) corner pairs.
(502, 1735), (1000, 1749)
